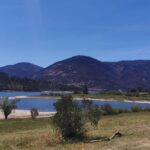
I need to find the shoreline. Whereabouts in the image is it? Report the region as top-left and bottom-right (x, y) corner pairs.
(0, 109), (56, 120)
(13, 96), (150, 104)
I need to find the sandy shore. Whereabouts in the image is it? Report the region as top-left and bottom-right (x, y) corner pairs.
(0, 109), (56, 120)
(88, 98), (150, 104)
(13, 96), (150, 104)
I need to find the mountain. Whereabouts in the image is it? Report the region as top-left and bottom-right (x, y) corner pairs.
(108, 60), (150, 90)
(32, 56), (150, 90)
(2, 56), (150, 90)
(32, 56), (118, 90)
(0, 63), (43, 78)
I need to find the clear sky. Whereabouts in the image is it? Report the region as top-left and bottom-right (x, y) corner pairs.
(0, 0), (150, 67)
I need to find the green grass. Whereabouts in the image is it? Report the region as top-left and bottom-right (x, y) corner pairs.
(0, 119), (52, 134)
(0, 112), (150, 150)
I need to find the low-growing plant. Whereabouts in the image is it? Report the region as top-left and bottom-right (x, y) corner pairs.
(101, 104), (116, 115)
(118, 108), (124, 114)
(131, 105), (142, 112)
(30, 108), (39, 119)
(87, 105), (102, 127)
(143, 107), (150, 112)
(100, 104), (131, 115)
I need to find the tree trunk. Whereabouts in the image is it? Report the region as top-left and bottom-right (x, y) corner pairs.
(4, 114), (8, 120)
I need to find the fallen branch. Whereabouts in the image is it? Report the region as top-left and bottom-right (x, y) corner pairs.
(108, 130), (122, 140)
(87, 130), (123, 143)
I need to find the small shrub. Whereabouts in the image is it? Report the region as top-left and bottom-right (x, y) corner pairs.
(118, 108), (124, 114)
(123, 108), (131, 113)
(101, 104), (127, 115)
(143, 107), (150, 112)
(112, 108), (120, 114)
(101, 104), (115, 115)
(131, 105), (142, 112)
(0, 97), (17, 120)
(88, 105), (102, 127)
(81, 99), (102, 127)
(30, 108), (39, 119)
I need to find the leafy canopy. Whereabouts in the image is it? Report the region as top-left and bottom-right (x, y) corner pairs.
(53, 95), (101, 139)
(0, 97), (18, 120)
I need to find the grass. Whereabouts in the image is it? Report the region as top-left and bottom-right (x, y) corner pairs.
(0, 112), (150, 150)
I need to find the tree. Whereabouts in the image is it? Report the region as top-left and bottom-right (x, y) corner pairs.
(53, 95), (83, 139)
(0, 97), (17, 120)
(53, 96), (101, 139)
(30, 108), (39, 119)
(82, 85), (88, 94)
(82, 99), (101, 127)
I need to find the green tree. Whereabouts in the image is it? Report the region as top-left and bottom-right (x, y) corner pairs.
(82, 99), (101, 127)
(53, 95), (83, 139)
(53, 96), (101, 139)
(0, 97), (17, 120)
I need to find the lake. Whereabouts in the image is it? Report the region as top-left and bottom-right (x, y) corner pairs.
(0, 91), (41, 97)
(1, 92), (150, 112)
(16, 98), (150, 112)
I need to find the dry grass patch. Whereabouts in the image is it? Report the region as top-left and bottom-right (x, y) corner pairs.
(0, 112), (150, 150)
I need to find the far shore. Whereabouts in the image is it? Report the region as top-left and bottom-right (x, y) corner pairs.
(13, 95), (150, 104)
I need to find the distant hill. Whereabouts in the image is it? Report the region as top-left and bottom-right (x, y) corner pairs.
(32, 56), (150, 90)
(108, 60), (150, 90)
(2, 56), (150, 91)
(0, 63), (43, 78)
(32, 56), (118, 90)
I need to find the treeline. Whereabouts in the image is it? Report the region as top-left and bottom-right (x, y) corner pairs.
(0, 72), (81, 91)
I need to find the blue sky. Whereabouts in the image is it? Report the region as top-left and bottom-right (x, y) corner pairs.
(0, 0), (150, 67)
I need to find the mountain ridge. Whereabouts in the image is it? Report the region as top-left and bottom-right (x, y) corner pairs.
(32, 55), (150, 90)
(1, 55), (150, 90)
(0, 62), (43, 78)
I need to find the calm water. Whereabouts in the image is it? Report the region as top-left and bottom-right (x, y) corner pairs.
(0, 92), (150, 112)
(17, 98), (150, 112)
(0, 91), (41, 97)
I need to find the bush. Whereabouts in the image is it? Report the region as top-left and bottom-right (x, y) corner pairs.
(123, 108), (131, 113)
(131, 105), (142, 112)
(82, 99), (102, 127)
(53, 95), (83, 139)
(101, 104), (115, 115)
(143, 107), (150, 112)
(118, 108), (124, 114)
(53, 96), (101, 139)
(0, 97), (18, 120)
(30, 108), (39, 119)
(87, 105), (102, 127)
(100, 104), (130, 115)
